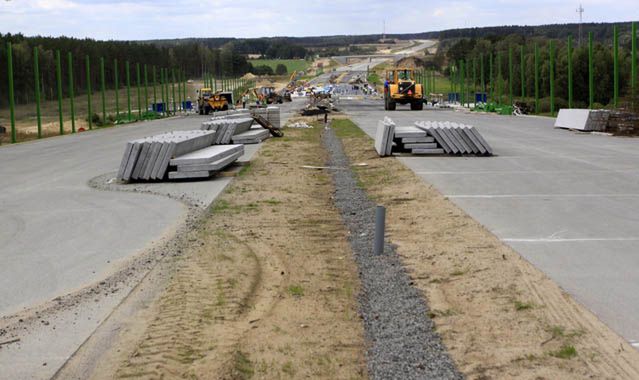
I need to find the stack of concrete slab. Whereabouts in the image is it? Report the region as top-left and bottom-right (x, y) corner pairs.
(554, 109), (610, 131)
(231, 126), (270, 144)
(251, 107), (281, 129)
(117, 130), (217, 181)
(375, 117), (395, 156)
(200, 117), (255, 143)
(393, 126), (443, 155)
(168, 144), (244, 179)
(415, 121), (493, 155)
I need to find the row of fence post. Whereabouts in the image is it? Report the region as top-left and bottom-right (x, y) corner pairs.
(446, 22), (637, 115)
(2, 44), (220, 144)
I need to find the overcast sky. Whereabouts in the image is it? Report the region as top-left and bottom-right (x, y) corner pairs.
(1, 0), (638, 40)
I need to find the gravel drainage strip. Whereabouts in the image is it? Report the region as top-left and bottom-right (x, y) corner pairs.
(322, 126), (463, 380)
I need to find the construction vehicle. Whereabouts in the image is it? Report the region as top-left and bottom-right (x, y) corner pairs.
(197, 88), (233, 115)
(383, 68), (423, 111)
(253, 87), (284, 104)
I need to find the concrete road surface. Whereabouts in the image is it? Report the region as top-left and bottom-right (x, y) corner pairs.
(342, 99), (639, 348)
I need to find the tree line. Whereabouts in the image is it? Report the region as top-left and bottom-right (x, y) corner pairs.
(0, 33), (252, 107)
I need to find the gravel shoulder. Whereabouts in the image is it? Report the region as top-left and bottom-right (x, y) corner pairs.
(334, 118), (639, 379)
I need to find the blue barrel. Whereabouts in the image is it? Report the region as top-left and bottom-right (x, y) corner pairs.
(475, 92), (487, 103)
(182, 100), (192, 110)
(152, 102), (165, 112)
(448, 92), (460, 102)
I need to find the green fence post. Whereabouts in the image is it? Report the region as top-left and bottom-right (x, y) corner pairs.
(497, 52), (502, 104)
(614, 26), (618, 108)
(472, 57), (477, 101)
(535, 43), (539, 113)
(100, 57), (106, 124)
(7, 42), (16, 143)
(633, 22), (637, 103)
(152, 65), (157, 114)
(68, 53), (76, 133)
(114, 59), (119, 121)
(480, 53), (485, 96)
(160, 67), (165, 115)
(588, 32), (593, 109)
(460, 60), (465, 106)
(85, 55), (92, 130)
(550, 40), (555, 115)
(126, 61), (131, 120)
(34, 47), (42, 138)
(213, 76), (217, 92)
(466, 62), (470, 107)
(136, 63), (142, 119)
(56, 50), (65, 135)
(144, 64), (149, 115)
(183, 71), (187, 109)
(172, 68), (176, 114)
(489, 53), (493, 102)
(568, 36), (573, 108)
(520, 45), (525, 99)
(509, 46), (513, 106)
(165, 68), (170, 114)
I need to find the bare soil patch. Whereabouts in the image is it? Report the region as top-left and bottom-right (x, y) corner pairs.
(91, 124), (366, 379)
(334, 118), (639, 380)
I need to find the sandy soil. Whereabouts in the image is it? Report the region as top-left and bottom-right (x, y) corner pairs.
(335, 120), (639, 380)
(90, 122), (366, 379)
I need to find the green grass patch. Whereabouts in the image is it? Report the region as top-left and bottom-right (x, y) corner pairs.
(287, 285), (304, 297)
(233, 351), (255, 379)
(331, 119), (366, 138)
(367, 73), (381, 85)
(211, 199), (231, 213)
(514, 300), (535, 311)
(238, 162), (252, 177)
(248, 59), (310, 73)
(549, 345), (577, 359)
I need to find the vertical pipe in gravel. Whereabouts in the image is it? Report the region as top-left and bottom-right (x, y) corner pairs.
(321, 127), (463, 380)
(373, 206), (385, 256)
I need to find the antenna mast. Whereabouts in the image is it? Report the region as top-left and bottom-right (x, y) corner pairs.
(577, 3), (584, 47)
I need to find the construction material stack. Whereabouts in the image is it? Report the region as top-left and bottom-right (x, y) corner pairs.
(415, 121), (492, 155)
(374, 117), (395, 156)
(200, 117), (255, 143)
(232, 126), (271, 144)
(251, 106), (281, 129)
(393, 126), (443, 155)
(117, 130), (218, 181)
(168, 144), (245, 179)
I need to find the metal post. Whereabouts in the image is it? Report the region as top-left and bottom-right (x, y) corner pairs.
(56, 50), (64, 134)
(550, 41), (555, 115)
(68, 52), (76, 133)
(633, 22), (637, 103)
(373, 206), (386, 255)
(126, 61), (131, 120)
(34, 47), (42, 138)
(100, 57), (106, 124)
(172, 68), (176, 114)
(472, 57), (476, 102)
(520, 45), (525, 99)
(152, 65), (157, 114)
(489, 53), (493, 102)
(86, 55), (92, 130)
(7, 42), (16, 143)
(588, 32), (594, 109)
(136, 63), (142, 119)
(144, 64), (149, 115)
(509, 46), (513, 106)
(114, 59), (119, 121)
(480, 53), (485, 95)
(160, 68), (165, 115)
(614, 27), (618, 108)
(568, 36), (573, 108)
(164, 68), (170, 114)
(497, 52), (502, 104)
(535, 44), (539, 113)
(460, 60), (465, 106)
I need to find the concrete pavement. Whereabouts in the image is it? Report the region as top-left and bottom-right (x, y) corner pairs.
(341, 99), (639, 348)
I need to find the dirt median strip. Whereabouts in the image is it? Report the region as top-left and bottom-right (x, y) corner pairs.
(333, 118), (639, 379)
(87, 123), (366, 379)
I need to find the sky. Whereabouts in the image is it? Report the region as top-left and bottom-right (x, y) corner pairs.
(0, 0), (638, 41)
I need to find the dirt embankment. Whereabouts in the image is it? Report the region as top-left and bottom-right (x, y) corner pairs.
(334, 119), (639, 380)
(90, 123), (366, 379)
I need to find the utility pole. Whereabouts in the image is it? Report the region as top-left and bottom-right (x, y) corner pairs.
(576, 3), (584, 47)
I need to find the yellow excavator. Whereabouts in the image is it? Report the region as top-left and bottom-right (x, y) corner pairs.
(197, 88), (231, 115)
(383, 68), (424, 111)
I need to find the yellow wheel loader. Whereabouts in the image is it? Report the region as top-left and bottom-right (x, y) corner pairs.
(383, 68), (424, 111)
(197, 88), (232, 115)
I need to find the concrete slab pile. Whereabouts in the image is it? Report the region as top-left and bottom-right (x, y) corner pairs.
(374, 117), (395, 157)
(168, 144), (244, 179)
(251, 106), (281, 129)
(415, 121), (493, 155)
(200, 117), (255, 143)
(231, 126), (270, 144)
(116, 130), (217, 181)
(554, 109), (610, 131)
